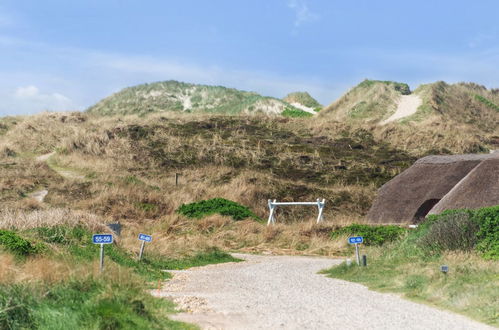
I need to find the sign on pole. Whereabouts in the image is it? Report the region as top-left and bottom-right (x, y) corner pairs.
(138, 233), (152, 260)
(348, 236), (363, 265)
(92, 234), (113, 273)
(348, 236), (363, 244)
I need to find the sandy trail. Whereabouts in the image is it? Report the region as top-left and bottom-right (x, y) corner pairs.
(382, 94), (422, 124)
(36, 151), (85, 180)
(154, 254), (491, 330)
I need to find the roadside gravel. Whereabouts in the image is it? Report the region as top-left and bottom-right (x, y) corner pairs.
(154, 254), (493, 330)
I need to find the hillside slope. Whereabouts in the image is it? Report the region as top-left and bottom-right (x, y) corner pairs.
(319, 80), (499, 153)
(283, 91), (322, 113)
(87, 80), (304, 116)
(320, 80), (411, 123)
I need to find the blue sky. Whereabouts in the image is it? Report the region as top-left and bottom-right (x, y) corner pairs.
(0, 0), (498, 115)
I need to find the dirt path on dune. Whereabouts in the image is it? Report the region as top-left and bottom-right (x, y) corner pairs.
(382, 94), (422, 124)
(153, 254), (491, 330)
(36, 152), (85, 180)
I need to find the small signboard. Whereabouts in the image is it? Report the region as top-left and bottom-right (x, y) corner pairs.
(348, 236), (363, 244)
(92, 234), (113, 244)
(138, 233), (152, 242)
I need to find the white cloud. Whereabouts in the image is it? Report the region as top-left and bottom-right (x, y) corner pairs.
(13, 85), (74, 112)
(287, 0), (319, 27)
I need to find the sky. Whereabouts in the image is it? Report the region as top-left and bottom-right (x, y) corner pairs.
(0, 0), (498, 116)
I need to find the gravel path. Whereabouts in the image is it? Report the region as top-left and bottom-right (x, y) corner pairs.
(154, 254), (492, 330)
(382, 94), (422, 124)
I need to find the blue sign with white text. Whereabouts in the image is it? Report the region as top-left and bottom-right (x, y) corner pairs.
(348, 236), (363, 244)
(138, 234), (152, 242)
(92, 234), (113, 244)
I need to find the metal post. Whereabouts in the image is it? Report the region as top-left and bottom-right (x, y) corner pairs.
(355, 243), (360, 266)
(362, 255), (367, 267)
(316, 198), (325, 223)
(138, 240), (146, 261)
(175, 173), (179, 186)
(99, 243), (104, 272)
(267, 199), (276, 225)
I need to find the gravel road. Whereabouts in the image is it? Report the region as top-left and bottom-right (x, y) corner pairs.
(154, 254), (493, 330)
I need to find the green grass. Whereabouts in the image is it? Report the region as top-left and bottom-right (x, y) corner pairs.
(475, 94), (499, 112)
(323, 206), (499, 326)
(33, 225), (240, 281)
(358, 79), (411, 95)
(330, 224), (407, 246)
(0, 229), (42, 256)
(281, 107), (313, 118)
(177, 198), (260, 221)
(0, 225), (240, 328)
(0, 278), (195, 330)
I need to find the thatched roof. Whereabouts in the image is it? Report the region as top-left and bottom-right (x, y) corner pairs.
(429, 158), (499, 214)
(366, 153), (499, 224)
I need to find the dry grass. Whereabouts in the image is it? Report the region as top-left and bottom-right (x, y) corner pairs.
(0, 110), (490, 259)
(0, 208), (107, 232)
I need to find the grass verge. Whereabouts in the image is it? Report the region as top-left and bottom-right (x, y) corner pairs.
(0, 224), (239, 329)
(323, 207), (499, 326)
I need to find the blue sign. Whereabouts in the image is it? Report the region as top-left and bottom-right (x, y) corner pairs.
(92, 234), (113, 244)
(138, 234), (152, 242)
(348, 236), (363, 244)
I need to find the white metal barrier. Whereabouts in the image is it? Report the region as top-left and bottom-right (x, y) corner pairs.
(267, 198), (326, 225)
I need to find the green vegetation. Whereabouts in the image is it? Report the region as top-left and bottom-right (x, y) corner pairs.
(283, 91), (322, 108)
(330, 224), (406, 246)
(475, 94), (499, 112)
(324, 205), (499, 326)
(281, 107), (313, 118)
(420, 206), (499, 259)
(0, 278), (193, 330)
(33, 225), (239, 281)
(177, 198), (259, 221)
(348, 101), (379, 119)
(358, 79), (411, 95)
(86, 80), (301, 116)
(0, 229), (41, 256)
(0, 224), (238, 329)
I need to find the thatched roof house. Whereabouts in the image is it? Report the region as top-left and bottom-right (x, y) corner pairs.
(366, 152), (499, 224)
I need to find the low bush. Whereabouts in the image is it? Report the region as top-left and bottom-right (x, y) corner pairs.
(177, 198), (259, 221)
(473, 206), (499, 259)
(0, 229), (40, 256)
(330, 224), (406, 246)
(420, 205), (499, 259)
(418, 210), (479, 252)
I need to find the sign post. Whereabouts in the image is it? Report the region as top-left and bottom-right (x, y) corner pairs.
(348, 236), (364, 266)
(138, 233), (152, 261)
(92, 234), (113, 272)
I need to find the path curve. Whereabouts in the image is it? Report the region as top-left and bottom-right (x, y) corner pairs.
(382, 94), (422, 124)
(153, 254), (491, 330)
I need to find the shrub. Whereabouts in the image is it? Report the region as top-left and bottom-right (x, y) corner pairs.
(0, 229), (40, 256)
(177, 198), (259, 221)
(418, 206), (499, 259)
(473, 206), (499, 259)
(330, 224), (406, 246)
(419, 211), (479, 252)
